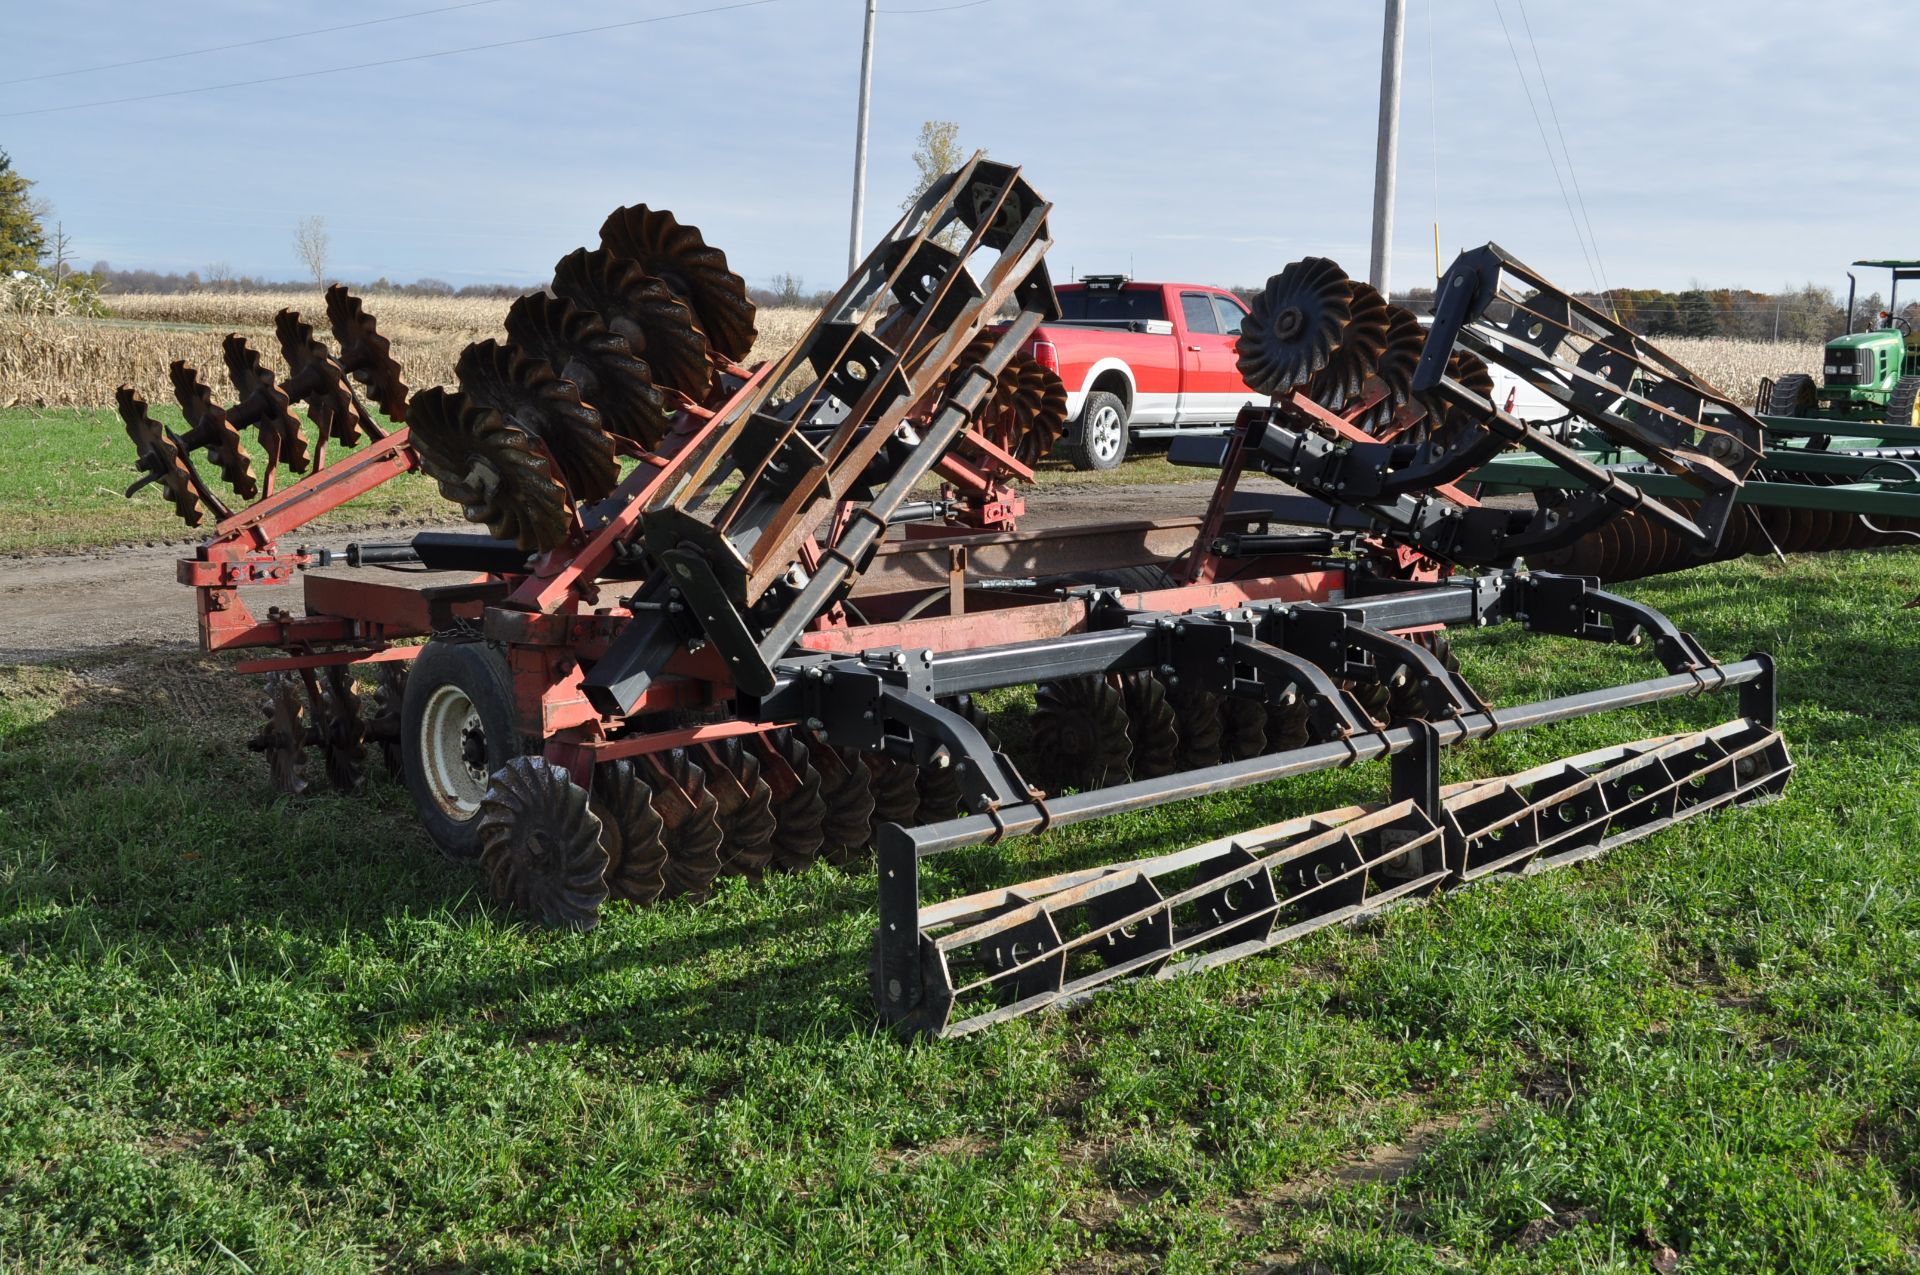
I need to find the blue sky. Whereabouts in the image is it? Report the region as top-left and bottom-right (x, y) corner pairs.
(3, 0), (1910, 296)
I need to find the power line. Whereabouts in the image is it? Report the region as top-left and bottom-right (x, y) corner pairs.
(0, 0), (507, 88)
(0, 0), (785, 119)
(1489, 0), (1602, 297)
(1513, 0), (1611, 307)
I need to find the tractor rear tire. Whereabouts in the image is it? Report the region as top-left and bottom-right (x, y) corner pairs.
(1886, 375), (1920, 428)
(402, 640), (525, 864)
(1061, 390), (1130, 471)
(1768, 372), (1816, 418)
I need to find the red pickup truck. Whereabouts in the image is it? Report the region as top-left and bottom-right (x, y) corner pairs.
(1026, 277), (1259, 470)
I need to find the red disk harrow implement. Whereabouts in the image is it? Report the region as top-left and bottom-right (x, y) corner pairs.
(117, 157), (1790, 1038)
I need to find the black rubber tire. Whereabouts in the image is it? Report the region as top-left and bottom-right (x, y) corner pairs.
(1033, 563), (1179, 596)
(1070, 564), (1179, 592)
(1886, 375), (1920, 427)
(1767, 372), (1816, 418)
(401, 640), (524, 864)
(1061, 389), (1130, 471)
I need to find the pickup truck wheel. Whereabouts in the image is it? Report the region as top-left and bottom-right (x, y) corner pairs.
(1064, 391), (1129, 471)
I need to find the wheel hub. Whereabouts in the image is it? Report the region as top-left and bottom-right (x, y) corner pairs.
(420, 683), (491, 821)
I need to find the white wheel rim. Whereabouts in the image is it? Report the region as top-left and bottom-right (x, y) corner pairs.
(1088, 404), (1123, 460)
(420, 683), (488, 820)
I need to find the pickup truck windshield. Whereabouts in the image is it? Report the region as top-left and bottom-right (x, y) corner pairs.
(1055, 288), (1167, 325)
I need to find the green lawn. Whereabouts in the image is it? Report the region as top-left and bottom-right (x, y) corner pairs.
(3, 552), (1918, 1270)
(0, 407), (454, 555)
(0, 407), (1199, 556)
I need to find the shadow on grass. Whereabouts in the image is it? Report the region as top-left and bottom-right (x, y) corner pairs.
(0, 651), (879, 1054)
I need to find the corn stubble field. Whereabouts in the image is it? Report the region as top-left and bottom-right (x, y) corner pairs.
(0, 295), (819, 410)
(1, 291), (1817, 410)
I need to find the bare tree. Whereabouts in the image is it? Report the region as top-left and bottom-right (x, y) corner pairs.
(293, 215), (331, 285)
(902, 120), (966, 249)
(45, 220), (73, 286)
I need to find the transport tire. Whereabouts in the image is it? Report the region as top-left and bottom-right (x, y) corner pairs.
(402, 640), (525, 863)
(1033, 563), (1178, 593)
(1767, 372), (1816, 418)
(1074, 564), (1178, 591)
(1062, 390), (1130, 470)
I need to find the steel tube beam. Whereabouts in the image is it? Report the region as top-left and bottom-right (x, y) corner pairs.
(888, 658), (1769, 858)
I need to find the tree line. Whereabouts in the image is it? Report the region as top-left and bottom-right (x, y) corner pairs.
(1227, 283), (1915, 343)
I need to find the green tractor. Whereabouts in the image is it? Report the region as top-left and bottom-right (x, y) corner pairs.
(1768, 260), (1920, 427)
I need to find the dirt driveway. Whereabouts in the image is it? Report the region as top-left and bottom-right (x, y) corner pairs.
(0, 481), (1242, 663)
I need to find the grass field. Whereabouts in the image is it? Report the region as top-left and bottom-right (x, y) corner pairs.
(0, 406), (1199, 555)
(3, 551), (1918, 1270)
(0, 406), (453, 555)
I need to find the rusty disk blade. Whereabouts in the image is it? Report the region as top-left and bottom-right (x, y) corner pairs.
(1119, 672), (1179, 780)
(1310, 280), (1390, 413)
(478, 757), (609, 932)
(1236, 257), (1353, 397)
(367, 662), (407, 778)
(310, 664), (369, 794)
(504, 292), (671, 450)
(1359, 305), (1426, 434)
(598, 204), (759, 362)
(1419, 349), (1497, 448)
(1526, 527), (1597, 576)
(863, 753), (920, 856)
(247, 671), (309, 796)
(552, 246), (713, 400)
(406, 386), (573, 552)
(1031, 675), (1132, 791)
(456, 338), (619, 503)
(115, 385), (201, 526)
(1216, 694), (1266, 762)
(168, 360), (257, 499)
(1586, 516), (1630, 581)
(706, 739), (778, 877)
(223, 335), (310, 475)
(650, 750), (726, 902)
(1268, 692), (1314, 749)
(756, 729), (827, 874)
(325, 285), (411, 421)
(1167, 685), (1223, 769)
(1016, 356), (1069, 464)
(591, 759), (668, 904)
(1622, 514), (1665, 582)
(808, 733), (876, 864)
(929, 334), (1021, 478)
(276, 308), (368, 446)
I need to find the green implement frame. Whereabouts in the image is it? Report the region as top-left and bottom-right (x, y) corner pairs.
(1468, 417), (1920, 578)
(1478, 416), (1920, 508)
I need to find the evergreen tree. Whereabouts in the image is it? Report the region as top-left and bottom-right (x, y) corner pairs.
(1676, 289), (1719, 337)
(0, 148), (46, 274)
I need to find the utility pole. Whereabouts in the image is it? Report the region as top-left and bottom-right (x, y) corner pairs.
(848, 0), (878, 275)
(1368, 0), (1406, 297)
